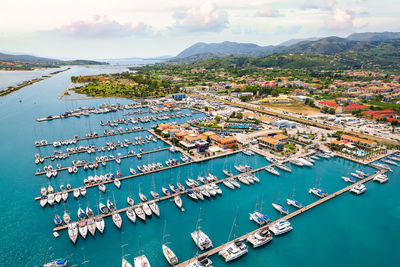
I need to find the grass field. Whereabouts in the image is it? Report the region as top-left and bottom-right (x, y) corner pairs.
(259, 101), (321, 115)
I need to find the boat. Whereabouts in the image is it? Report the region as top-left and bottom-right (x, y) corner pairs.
(187, 190), (198, 200)
(169, 184), (179, 193)
(114, 178), (121, 189)
(350, 172), (363, 179)
(149, 201), (160, 217)
(150, 191), (160, 199)
(47, 194), (55, 206)
(237, 175), (250, 185)
(185, 256), (212, 267)
(98, 183), (106, 193)
(297, 157), (313, 167)
(211, 183), (223, 195)
(342, 176), (356, 183)
(55, 193), (62, 204)
(139, 193), (148, 202)
(223, 170), (233, 177)
(99, 202), (109, 214)
(355, 170), (368, 176)
(275, 163), (291, 172)
(142, 203), (152, 217)
(265, 157), (276, 163)
(177, 183), (185, 191)
(87, 217), (96, 236)
(112, 211), (122, 229)
(126, 207), (137, 223)
(269, 220), (293, 235)
(135, 206), (146, 222)
(86, 206), (94, 218)
(286, 199), (303, 209)
(63, 212), (71, 224)
(122, 258), (132, 267)
(218, 240), (248, 262)
(222, 179), (234, 189)
(191, 230), (213, 251)
(79, 186), (87, 197)
(272, 203), (289, 215)
(78, 220), (88, 239)
(77, 207), (86, 219)
(373, 173), (388, 183)
(162, 244), (178, 265)
(229, 178), (240, 188)
(130, 168), (137, 175)
(265, 167), (280, 176)
(95, 215), (105, 234)
(162, 187), (171, 196)
(350, 183), (367, 195)
(134, 255), (150, 267)
(127, 196), (135, 206)
(68, 223), (78, 244)
(61, 191), (68, 201)
(308, 187), (328, 198)
(174, 195), (183, 209)
(54, 214), (63, 226)
(247, 229), (273, 248)
(43, 258), (68, 267)
(289, 158), (303, 167)
(249, 211), (270, 225)
(107, 199), (116, 211)
(73, 189), (80, 199)
(40, 196), (48, 208)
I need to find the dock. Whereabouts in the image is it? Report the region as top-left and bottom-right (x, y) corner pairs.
(176, 169), (387, 267)
(35, 128), (146, 147)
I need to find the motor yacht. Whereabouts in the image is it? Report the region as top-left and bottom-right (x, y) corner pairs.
(218, 240), (248, 262)
(269, 220), (293, 236)
(247, 229), (273, 248)
(350, 183), (367, 195)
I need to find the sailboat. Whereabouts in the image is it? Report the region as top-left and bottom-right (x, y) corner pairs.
(126, 207), (137, 223)
(286, 185), (303, 209)
(111, 192), (122, 229)
(68, 222), (78, 244)
(148, 201), (160, 217)
(162, 222), (179, 265)
(135, 206), (146, 222)
(191, 208), (213, 251)
(87, 217), (96, 236)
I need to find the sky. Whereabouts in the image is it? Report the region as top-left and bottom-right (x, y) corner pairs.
(0, 0), (399, 59)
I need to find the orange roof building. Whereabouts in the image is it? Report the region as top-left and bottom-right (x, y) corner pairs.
(341, 134), (376, 148)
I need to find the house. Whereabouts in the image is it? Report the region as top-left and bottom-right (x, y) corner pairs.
(258, 136), (284, 151)
(209, 135), (237, 149)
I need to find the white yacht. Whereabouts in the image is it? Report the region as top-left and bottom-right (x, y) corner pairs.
(142, 203), (152, 217)
(191, 230), (213, 250)
(127, 196), (135, 206)
(289, 158), (304, 167)
(350, 183), (367, 195)
(309, 187), (328, 198)
(126, 207), (137, 223)
(87, 217), (96, 236)
(272, 203), (289, 215)
(112, 211), (122, 229)
(298, 157), (313, 167)
(174, 195), (183, 209)
(229, 178), (240, 188)
(269, 220), (293, 236)
(134, 255), (150, 267)
(218, 240), (248, 262)
(68, 223), (78, 244)
(275, 163), (291, 172)
(122, 258), (133, 267)
(185, 256), (212, 267)
(149, 201), (160, 217)
(43, 258), (68, 267)
(286, 199), (303, 209)
(78, 221), (88, 239)
(249, 211), (270, 225)
(342, 176), (356, 183)
(135, 206), (146, 222)
(223, 170), (233, 177)
(95, 215), (105, 234)
(40, 196), (47, 208)
(247, 229), (273, 248)
(114, 178), (121, 189)
(265, 167), (280, 176)
(162, 244), (178, 265)
(373, 173), (388, 183)
(222, 179), (235, 189)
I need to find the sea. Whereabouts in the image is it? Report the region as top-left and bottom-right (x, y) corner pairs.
(0, 65), (398, 267)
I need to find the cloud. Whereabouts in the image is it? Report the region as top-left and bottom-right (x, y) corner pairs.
(327, 8), (354, 30)
(302, 0), (318, 9)
(257, 7), (280, 17)
(325, 0), (336, 8)
(58, 15), (149, 38)
(171, 2), (228, 32)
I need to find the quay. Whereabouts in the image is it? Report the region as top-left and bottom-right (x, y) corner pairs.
(35, 147), (170, 176)
(176, 169), (387, 267)
(35, 128), (147, 147)
(57, 82), (73, 100)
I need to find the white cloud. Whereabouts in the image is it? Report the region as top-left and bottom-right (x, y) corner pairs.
(58, 15), (149, 38)
(327, 8), (354, 30)
(257, 7), (279, 17)
(171, 2), (228, 32)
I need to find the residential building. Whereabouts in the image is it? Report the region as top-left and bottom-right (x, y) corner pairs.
(341, 134), (376, 148)
(362, 110), (396, 119)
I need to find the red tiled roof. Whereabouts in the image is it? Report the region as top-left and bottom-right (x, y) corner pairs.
(362, 110), (395, 115)
(320, 101), (339, 107)
(342, 104), (368, 110)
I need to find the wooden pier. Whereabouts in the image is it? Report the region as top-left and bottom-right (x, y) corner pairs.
(35, 128), (147, 147)
(175, 169), (387, 267)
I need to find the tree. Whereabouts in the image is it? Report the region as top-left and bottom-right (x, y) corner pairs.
(236, 112), (243, 119)
(328, 108), (336, 114)
(271, 89), (279, 97)
(215, 115), (221, 123)
(204, 106), (209, 111)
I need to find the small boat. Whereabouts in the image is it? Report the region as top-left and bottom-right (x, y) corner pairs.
(73, 189), (80, 199)
(99, 202), (109, 214)
(63, 211), (71, 224)
(114, 178), (121, 189)
(187, 190), (198, 200)
(269, 220), (293, 236)
(40, 196), (48, 208)
(149, 201), (160, 217)
(127, 196), (135, 206)
(286, 199), (303, 209)
(130, 168), (137, 175)
(350, 183), (367, 195)
(237, 176), (250, 185)
(107, 199), (116, 211)
(98, 183), (106, 193)
(48, 184), (54, 193)
(222, 180), (235, 190)
(87, 217), (96, 236)
(95, 215), (105, 234)
(265, 167), (280, 176)
(126, 207), (137, 223)
(223, 170), (233, 177)
(134, 206), (146, 221)
(191, 230), (213, 250)
(79, 187), (87, 197)
(247, 229), (273, 248)
(48, 194), (55, 205)
(122, 258), (132, 267)
(142, 203), (152, 217)
(134, 255), (150, 267)
(162, 187), (170, 196)
(61, 191), (68, 201)
(78, 220), (88, 239)
(150, 191), (160, 199)
(43, 258), (68, 267)
(54, 214), (63, 226)
(342, 176), (356, 183)
(350, 172), (363, 179)
(174, 195), (183, 209)
(218, 240), (248, 262)
(68, 223), (78, 244)
(249, 211), (270, 225)
(308, 187), (328, 198)
(272, 203), (289, 215)
(139, 193), (148, 202)
(275, 163), (291, 172)
(77, 207), (86, 219)
(112, 211), (122, 229)
(86, 206), (94, 217)
(55, 193), (62, 204)
(229, 178), (240, 188)
(162, 244), (178, 265)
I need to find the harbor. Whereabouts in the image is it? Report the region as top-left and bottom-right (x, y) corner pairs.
(0, 65), (398, 267)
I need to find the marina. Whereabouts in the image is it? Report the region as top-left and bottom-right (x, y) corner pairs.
(0, 65), (398, 266)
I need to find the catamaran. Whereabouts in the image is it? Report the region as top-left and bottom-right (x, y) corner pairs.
(350, 183), (367, 195)
(269, 220), (293, 235)
(373, 173), (388, 183)
(218, 240), (248, 262)
(246, 229), (273, 248)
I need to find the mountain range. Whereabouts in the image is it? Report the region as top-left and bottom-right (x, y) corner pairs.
(170, 31), (400, 63)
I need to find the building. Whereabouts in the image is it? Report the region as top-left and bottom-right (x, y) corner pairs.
(195, 140), (209, 153)
(174, 132), (188, 141)
(338, 104), (368, 113)
(273, 120), (296, 128)
(362, 110), (396, 119)
(209, 135), (237, 149)
(341, 134), (376, 148)
(172, 93), (186, 101)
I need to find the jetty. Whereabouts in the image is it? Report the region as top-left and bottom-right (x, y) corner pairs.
(176, 169), (387, 267)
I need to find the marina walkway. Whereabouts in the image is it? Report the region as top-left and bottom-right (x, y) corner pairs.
(176, 169), (387, 267)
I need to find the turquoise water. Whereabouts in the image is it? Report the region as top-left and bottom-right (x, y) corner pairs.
(0, 66), (398, 266)
(0, 68), (62, 91)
